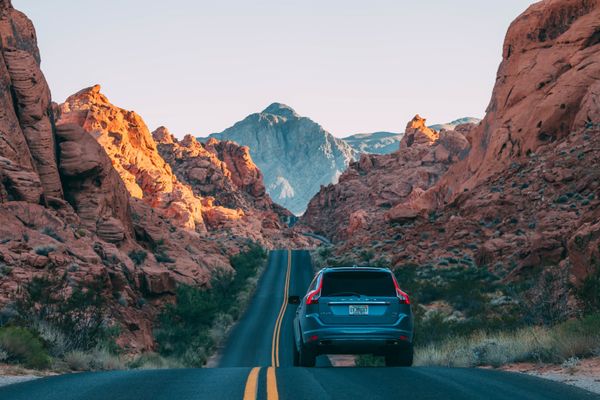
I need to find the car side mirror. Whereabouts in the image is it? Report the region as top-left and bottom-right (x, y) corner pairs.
(288, 295), (300, 305)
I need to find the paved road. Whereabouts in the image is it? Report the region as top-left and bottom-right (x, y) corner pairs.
(0, 250), (597, 400)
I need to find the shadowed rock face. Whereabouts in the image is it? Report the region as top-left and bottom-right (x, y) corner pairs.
(300, 0), (600, 291)
(0, 0), (62, 199)
(208, 103), (357, 215)
(56, 123), (134, 243)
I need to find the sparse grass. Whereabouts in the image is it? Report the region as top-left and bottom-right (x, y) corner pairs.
(415, 314), (600, 368)
(128, 352), (184, 369)
(64, 348), (124, 371)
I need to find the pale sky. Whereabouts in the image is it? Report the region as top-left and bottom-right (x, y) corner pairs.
(15, 0), (536, 138)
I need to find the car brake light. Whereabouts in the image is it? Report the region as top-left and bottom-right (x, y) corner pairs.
(392, 275), (410, 304)
(306, 276), (323, 305)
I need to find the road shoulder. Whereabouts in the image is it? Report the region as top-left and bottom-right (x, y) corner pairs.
(498, 357), (600, 395)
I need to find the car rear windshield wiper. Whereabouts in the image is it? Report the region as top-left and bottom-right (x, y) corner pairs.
(327, 292), (362, 297)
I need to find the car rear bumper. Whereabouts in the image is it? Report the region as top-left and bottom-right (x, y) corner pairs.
(300, 317), (413, 355)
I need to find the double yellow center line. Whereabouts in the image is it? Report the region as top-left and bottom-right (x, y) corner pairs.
(243, 366), (279, 400)
(271, 249), (292, 367)
(243, 249), (292, 400)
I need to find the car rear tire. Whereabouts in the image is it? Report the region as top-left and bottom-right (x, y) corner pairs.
(298, 342), (316, 367)
(385, 345), (413, 367)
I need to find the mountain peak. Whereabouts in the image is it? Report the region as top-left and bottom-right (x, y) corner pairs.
(261, 102), (298, 118)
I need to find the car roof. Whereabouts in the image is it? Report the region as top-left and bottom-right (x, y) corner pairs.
(320, 266), (392, 273)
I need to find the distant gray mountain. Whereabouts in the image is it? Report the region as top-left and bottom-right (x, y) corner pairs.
(206, 103), (357, 215)
(343, 131), (404, 155)
(429, 117), (481, 132)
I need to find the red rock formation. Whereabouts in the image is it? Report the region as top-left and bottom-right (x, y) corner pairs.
(56, 123), (134, 243)
(153, 128), (288, 222)
(0, 1), (62, 199)
(57, 86), (206, 231)
(439, 0), (600, 200)
(302, 115), (472, 241)
(300, 0), (600, 294)
(0, 2), (309, 353)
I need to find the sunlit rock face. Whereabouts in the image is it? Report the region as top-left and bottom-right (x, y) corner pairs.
(57, 85), (206, 231)
(207, 103), (357, 215)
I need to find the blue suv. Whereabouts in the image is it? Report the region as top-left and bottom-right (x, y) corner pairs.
(289, 266), (414, 367)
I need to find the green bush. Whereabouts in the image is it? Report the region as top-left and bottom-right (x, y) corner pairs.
(393, 264), (522, 347)
(154, 243), (266, 366)
(128, 250), (147, 266)
(0, 326), (51, 369)
(34, 246), (56, 256)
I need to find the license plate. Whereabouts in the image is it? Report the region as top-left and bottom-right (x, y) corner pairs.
(349, 305), (369, 316)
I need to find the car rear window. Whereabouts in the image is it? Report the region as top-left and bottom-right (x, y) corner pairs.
(321, 271), (396, 297)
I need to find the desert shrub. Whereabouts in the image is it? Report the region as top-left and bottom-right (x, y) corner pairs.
(14, 276), (117, 356)
(34, 246), (55, 256)
(128, 352), (184, 370)
(318, 246), (333, 259)
(0, 326), (51, 369)
(393, 264), (522, 347)
(576, 259), (600, 314)
(152, 240), (176, 264)
(155, 243), (266, 367)
(359, 249), (375, 262)
(64, 350), (93, 371)
(128, 250), (147, 266)
(40, 227), (64, 243)
(64, 348), (124, 371)
(514, 267), (571, 326)
(155, 253), (175, 263)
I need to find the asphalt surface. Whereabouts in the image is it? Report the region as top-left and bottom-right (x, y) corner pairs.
(0, 249), (597, 400)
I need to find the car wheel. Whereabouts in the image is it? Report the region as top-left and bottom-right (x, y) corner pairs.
(385, 345), (413, 367)
(298, 341), (316, 367)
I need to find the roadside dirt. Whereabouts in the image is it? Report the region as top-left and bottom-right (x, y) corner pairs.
(500, 357), (600, 395)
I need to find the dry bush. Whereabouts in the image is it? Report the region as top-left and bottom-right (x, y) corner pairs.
(415, 314), (600, 368)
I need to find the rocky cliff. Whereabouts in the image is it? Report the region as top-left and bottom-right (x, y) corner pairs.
(0, 1), (305, 352)
(300, 0), (600, 294)
(208, 103), (357, 215)
(302, 115), (473, 242)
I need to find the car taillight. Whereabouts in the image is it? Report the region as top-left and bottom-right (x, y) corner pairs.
(306, 276), (323, 305)
(392, 275), (410, 305)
